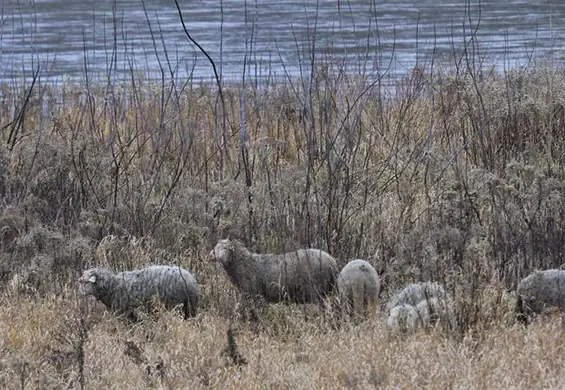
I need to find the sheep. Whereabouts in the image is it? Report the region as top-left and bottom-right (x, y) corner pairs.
(415, 296), (457, 331)
(337, 259), (381, 321)
(207, 238), (339, 305)
(386, 304), (422, 334)
(78, 265), (200, 322)
(386, 281), (449, 314)
(516, 269), (565, 325)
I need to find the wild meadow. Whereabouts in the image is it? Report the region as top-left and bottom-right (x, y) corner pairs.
(2, 8), (565, 387)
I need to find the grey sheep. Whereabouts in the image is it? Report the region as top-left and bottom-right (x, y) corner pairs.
(516, 269), (565, 324)
(78, 265), (200, 322)
(207, 238), (338, 304)
(337, 259), (381, 320)
(386, 281), (449, 314)
(387, 304), (422, 334)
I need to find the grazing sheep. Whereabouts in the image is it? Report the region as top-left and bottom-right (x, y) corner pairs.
(387, 304), (422, 334)
(386, 281), (449, 313)
(78, 265), (200, 321)
(516, 269), (565, 324)
(207, 238), (338, 304)
(415, 297), (457, 331)
(337, 259), (381, 321)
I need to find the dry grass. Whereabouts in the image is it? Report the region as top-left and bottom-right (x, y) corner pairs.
(2, 60), (565, 388)
(1, 294), (565, 389)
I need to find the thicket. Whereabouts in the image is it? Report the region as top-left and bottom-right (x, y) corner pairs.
(1, 0), (564, 338)
(2, 61), (565, 327)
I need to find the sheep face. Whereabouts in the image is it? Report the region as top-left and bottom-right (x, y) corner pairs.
(78, 267), (112, 298)
(78, 269), (97, 296)
(207, 239), (235, 266)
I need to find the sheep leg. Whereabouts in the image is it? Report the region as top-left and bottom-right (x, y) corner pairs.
(515, 295), (530, 326)
(363, 294), (370, 319)
(183, 299), (190, 320)
(345, 290), (352, 322)
(183, 297), (197, 320)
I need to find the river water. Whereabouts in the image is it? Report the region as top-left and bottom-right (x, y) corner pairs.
(0, 0), (564, 85)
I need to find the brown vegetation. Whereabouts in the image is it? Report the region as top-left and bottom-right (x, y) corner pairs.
(2, 58), (565, 388)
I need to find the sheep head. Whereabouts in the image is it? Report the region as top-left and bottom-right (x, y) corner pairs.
(207, 239), (234, 266)
(78, 267), (111, 297)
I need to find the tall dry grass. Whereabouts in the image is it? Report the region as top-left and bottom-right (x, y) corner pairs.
(2, 296), (565, 389)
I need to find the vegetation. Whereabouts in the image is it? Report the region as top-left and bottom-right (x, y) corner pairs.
(3, 8), (565, 386)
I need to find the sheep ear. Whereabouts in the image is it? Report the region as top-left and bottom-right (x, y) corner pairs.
(88, 275), (97, 284)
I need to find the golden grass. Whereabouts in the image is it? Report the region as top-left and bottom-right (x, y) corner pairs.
(1, 294), (565, 389)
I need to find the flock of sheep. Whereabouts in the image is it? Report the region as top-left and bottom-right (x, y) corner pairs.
(78, 238), (565, 332)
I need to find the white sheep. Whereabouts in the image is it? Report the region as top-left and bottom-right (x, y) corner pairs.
(207, 238), (338, 305)
(78, 265), (200, 321)
(516, 269), (565, 324)
(337, 259), (381, 321)
(386, 281), (449, 314)
(386, 304), (423, 334)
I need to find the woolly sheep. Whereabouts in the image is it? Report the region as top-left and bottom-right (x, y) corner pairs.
(386, 281), (449, 313)
(337, 259), (381, 320)
(207, 238), (339, 304)
(386, 304), (422, 334)
(516, 269), (565, 324)
(78, 265), (200, 321)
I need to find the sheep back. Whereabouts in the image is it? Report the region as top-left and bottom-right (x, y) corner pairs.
(337, 259), (381, 319)
(209, 239), (338, 304)
(516, 269), (565, 321)
(386, 281), (449, 313)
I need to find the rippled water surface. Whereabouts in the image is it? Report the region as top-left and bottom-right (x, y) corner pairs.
(1, 0), (564, 84)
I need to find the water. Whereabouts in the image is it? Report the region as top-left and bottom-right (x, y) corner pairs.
(0, 0), (564, 86)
